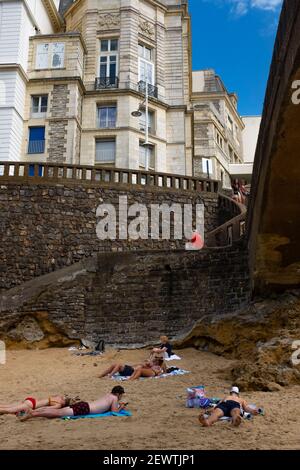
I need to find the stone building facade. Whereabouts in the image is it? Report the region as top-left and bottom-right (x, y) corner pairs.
(192, 70), (244, 189)
(1, 0), (246, 185)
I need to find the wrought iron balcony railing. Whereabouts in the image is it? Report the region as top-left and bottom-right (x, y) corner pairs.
(27, 140), (45, 154)
(95, 76), (119, 90)
(138, 80), (158, 99)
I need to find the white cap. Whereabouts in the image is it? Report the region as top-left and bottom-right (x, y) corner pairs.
(230, 386), (240, 395)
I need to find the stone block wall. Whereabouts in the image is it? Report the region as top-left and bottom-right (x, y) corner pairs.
(0, 244), (250, 347)
(0, 181), (221, 289)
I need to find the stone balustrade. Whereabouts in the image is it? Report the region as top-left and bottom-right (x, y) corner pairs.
(0, 161), (219, 193)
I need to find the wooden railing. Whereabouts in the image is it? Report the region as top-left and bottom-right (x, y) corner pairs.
(206, 194), (247, 247)
(0, 162), (219, 193)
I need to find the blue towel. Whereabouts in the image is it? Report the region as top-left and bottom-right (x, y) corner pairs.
(62, 409), (132, 420)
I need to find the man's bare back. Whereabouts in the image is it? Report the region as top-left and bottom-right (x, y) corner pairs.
(89, 393), (119, 414)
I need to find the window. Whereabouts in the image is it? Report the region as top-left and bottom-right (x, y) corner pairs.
(202, 158), (213, 176)
(52, 43), (65, 68)
(228, 115), (233, 133)
(139, 143), (155, 170)
(95, 139), (116, 163)
(216, 132), (223, 149)
(228, 146), (234, 162)
(28, 127), (45, 154)
(31, 95), (48, 117)
(97, 105), (117, 128)
(99, 39), (118, 86)
(36, 43), (65, 69)
(139, 109), (154, 134)
(138, 44), (154, 85)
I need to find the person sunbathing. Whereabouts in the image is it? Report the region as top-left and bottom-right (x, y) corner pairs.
(19, 386), (126, 421)
(198, 386), (260, 427)
(127, 358), (167, 381)
(0, 394), (77, 416)
(99, 362), (142, 378)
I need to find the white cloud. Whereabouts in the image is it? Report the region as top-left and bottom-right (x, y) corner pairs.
(206, 0), (282, 17)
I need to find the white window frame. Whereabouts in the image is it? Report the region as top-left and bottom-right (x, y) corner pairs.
(139, 142), (155, 170)
(35, 43), (65, 70)
(99, 39), (119, 80)
(97, 105), (117, 128)
(95, 139), (116, 164)
(202, 158), (213, 176)
(31, 95), (48, 118)
(138, 44), (155, 85)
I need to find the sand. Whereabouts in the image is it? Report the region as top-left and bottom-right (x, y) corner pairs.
(0, 347), (299, 450)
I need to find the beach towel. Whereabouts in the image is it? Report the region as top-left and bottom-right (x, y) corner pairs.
(112, 369), (190, 381)
(62, 409), (132, 420)
(164, 353), (181, 361)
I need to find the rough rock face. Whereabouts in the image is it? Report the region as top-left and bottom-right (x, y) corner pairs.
(175, 291), (300, 390)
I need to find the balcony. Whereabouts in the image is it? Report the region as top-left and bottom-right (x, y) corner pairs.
(28, 140), (45, 154)
(138, 80), (158, 99)
(95, 77), (119, 90)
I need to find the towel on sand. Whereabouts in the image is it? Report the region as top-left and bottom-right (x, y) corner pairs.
(165, 354), (181, 361)
(112, 369), (189, 381)
(62, 409), (132, 420)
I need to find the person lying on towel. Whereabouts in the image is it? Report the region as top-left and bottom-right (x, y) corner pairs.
(127, 358), (167, 381)
(0, 394), (79, 416)
(198, 386), (260, 427)
(19, 386), (126, 421)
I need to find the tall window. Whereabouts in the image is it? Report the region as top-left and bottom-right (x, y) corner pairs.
(31, 95), (48, 117)
(99, 39), (118, 86)
(139, 143), (155, 170)
(138, 44), (154, 85)
(36, 43), (65, 69)
(227, 115), (233, 133)
(28, 127), (45, 154)
(139, 109), (154, 134)
(97, 105), (117, 128)
(95, 139), (116, 164)
(202, 158), (213, 176)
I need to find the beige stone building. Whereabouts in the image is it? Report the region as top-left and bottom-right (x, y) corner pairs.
(21, 0), (193, 175)
(192, 70), (244, 189)
(2, 0), (246, 183)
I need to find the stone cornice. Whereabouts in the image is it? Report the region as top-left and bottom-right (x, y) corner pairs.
(42, 0), (64, 32)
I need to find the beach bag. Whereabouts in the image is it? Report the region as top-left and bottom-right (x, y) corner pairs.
(186, 386), (211, 408)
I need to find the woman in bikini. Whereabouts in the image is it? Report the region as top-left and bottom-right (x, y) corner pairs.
(127, 358), (166, 381)
(0, 394), (79, 416)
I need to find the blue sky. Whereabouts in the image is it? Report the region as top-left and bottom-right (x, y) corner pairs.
(189, 0), (283, 115)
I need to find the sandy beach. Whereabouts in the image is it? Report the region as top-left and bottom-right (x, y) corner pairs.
(0, 347), (299, 450)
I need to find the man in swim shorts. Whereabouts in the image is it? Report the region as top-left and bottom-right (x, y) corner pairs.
(198, 386), (260, 427)
(19, 386), (126, 420)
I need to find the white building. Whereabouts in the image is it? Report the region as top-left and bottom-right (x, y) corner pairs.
(230, 115), (261, 182)
(0, 0), (62, 161)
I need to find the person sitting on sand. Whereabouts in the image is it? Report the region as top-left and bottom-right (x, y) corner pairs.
(128, 358), (167, 381)
(0, 394), (79, 416)
(150, 335), (173, 360)
(199, 386), (260, 427)
(19, 386), (126, 421)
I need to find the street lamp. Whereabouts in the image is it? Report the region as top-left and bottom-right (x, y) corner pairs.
(131, 78), (150, 171)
